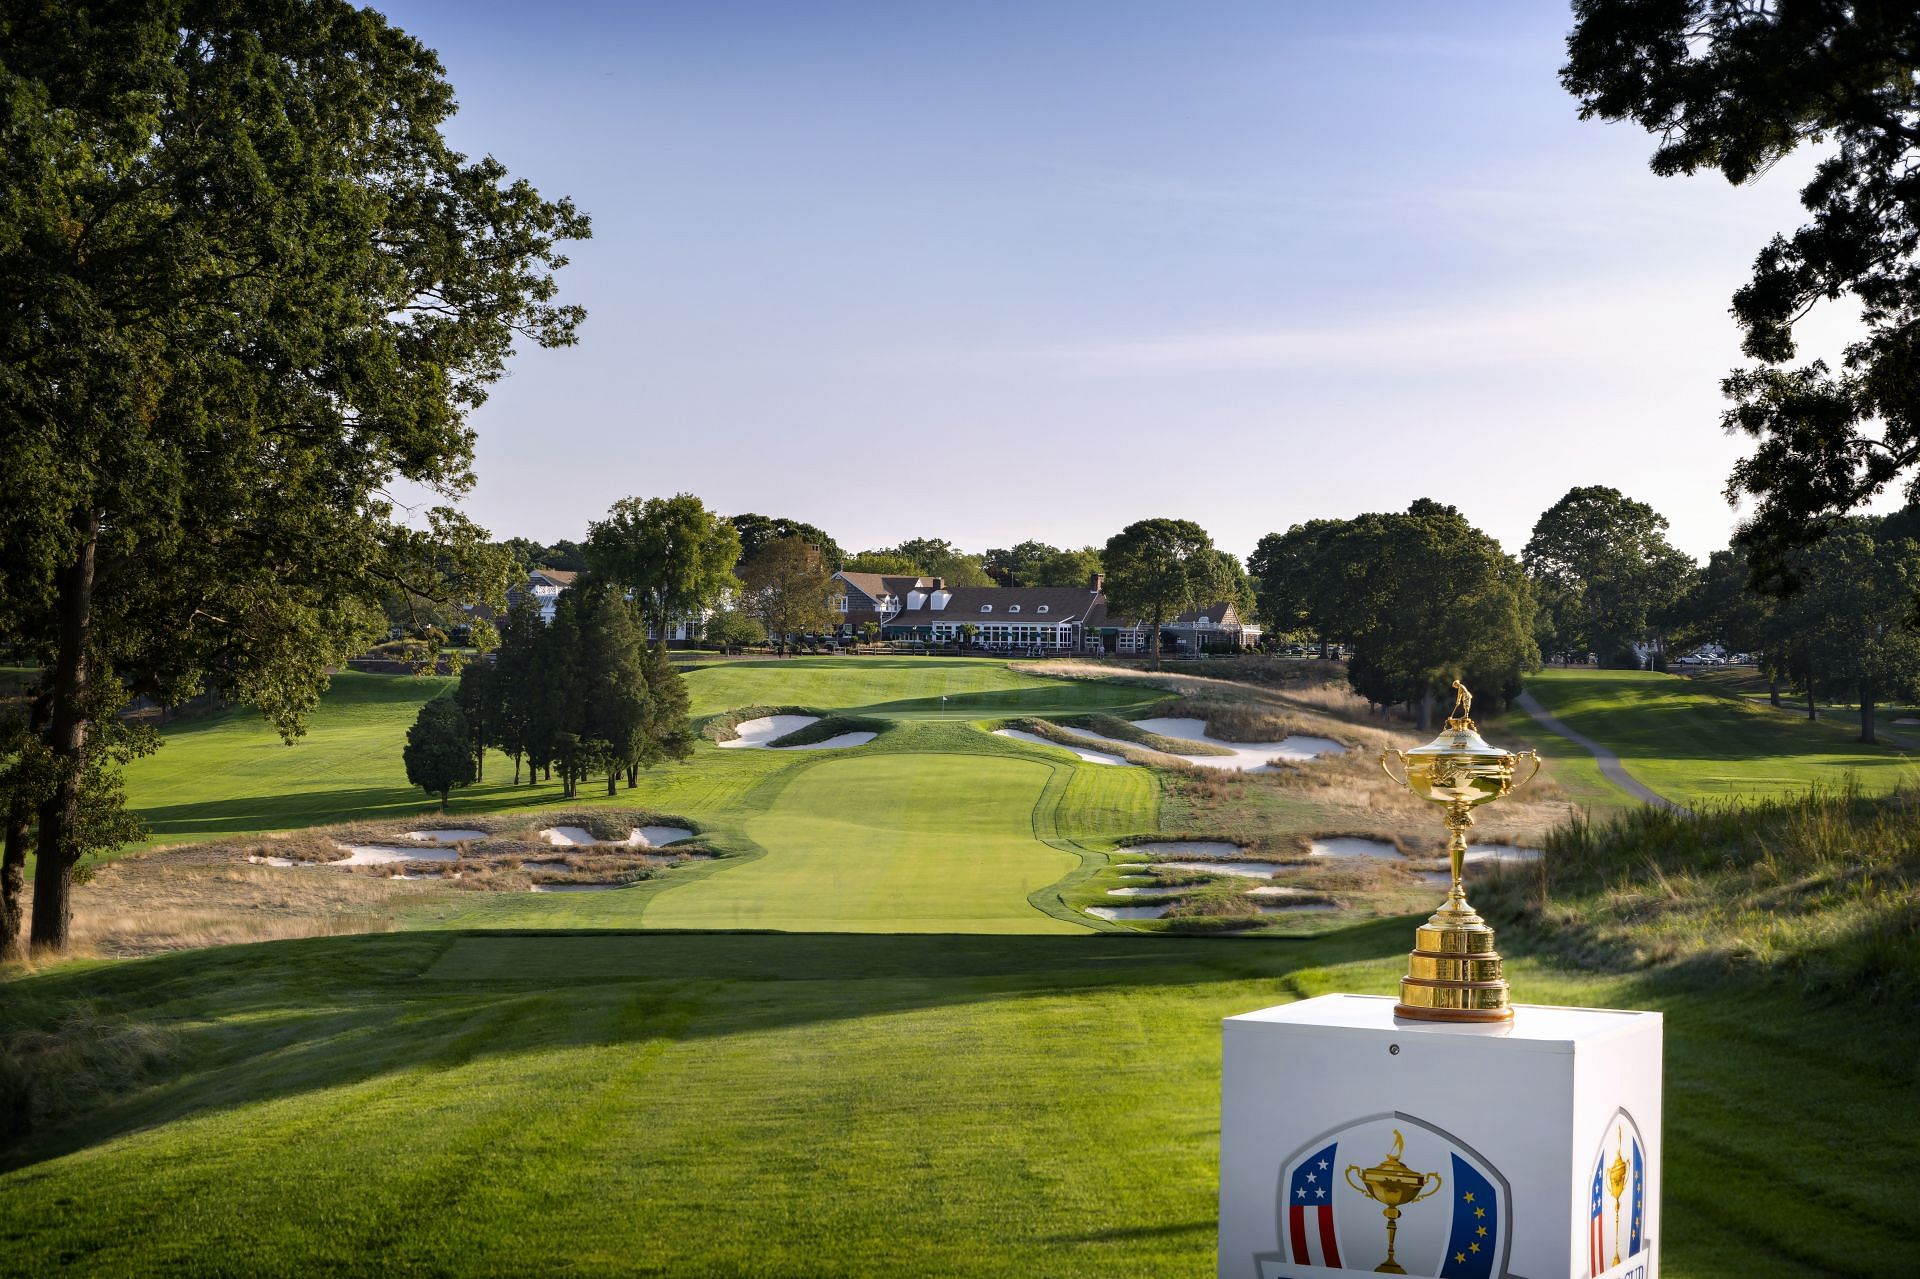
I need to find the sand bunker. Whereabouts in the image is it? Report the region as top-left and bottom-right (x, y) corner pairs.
(1074, 717), (1345, 771)
(333, 843), (459, 866)
(1248, 885), (1314, 898)
(992, 728), (1132, 766)
(539, 825), (694, 848)
(1464, 844), (1543, 864)
(1107, 886), (1183, 897)
(520, 860), (573, 873)
(1155, 860), (1288, 879)
(717, 715), (876, 750)
(403, 829), (486, 843)
(1308, 837), (1402, 861)
(1087, 904), (1171, 921)
(247, 855), (298, 867)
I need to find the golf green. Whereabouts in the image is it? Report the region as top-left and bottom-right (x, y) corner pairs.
(645, 752), (1089, 933)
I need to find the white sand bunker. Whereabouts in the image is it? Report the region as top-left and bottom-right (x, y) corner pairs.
(403, 829), (486, 843)
(992, 728), (1132, 767)
(531, 882), (628, 893)
(539, 825), (694, 848)
(1107, 886), (1183, 897)
(1087, 904), (1171, 921)
(1309, 837), (1402, 861)
(717, 715), (876, 750)
(1465, 844), (1542, 864)
(1156, 860), (1289, 879)
(1248, 885), (1315, 898)
(247, 855), (298, 867)
(333, 843), (459, 866)
(520, 860), (573, 873)
(1076, 717), (1345, 771)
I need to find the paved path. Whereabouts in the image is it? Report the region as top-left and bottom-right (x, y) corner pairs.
(1513, 690), (1689, 814)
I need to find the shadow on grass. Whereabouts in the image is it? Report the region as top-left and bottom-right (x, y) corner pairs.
(0, 920), (1413, 1173)
(132, 781), (603, 835)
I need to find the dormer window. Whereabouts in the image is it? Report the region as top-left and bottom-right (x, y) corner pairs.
(980, 604), (992, 613)
(1036, 605), (1049, 614)
(1198, 616), (1210, 626)
(1007, 605), (1021, 614)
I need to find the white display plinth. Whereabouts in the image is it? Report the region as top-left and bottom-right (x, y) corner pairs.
(1220, 994), (1660, 1279)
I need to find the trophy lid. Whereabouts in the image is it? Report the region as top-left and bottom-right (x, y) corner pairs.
(1404, 680), (1514, 760)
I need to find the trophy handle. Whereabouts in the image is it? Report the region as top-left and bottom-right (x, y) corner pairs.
(1343, 1165), (1370, 1197)
(1412, 1170), (1444, 1203)
(1507, 749), (1541, 794)
(1380, 748), (1409, 789)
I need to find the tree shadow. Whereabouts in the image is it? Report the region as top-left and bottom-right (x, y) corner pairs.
(1, 920), (1413, 1172)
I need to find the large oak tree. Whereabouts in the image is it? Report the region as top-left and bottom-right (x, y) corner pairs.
(0, 0), (588, 949)
(1101, 519), (1229, 670)
(1565, 2), (1920, 593)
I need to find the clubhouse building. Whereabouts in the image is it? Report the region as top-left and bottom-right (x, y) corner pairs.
(831, 571), (1259, 655)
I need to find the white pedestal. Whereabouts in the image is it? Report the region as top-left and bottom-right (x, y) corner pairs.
(1220, 994), (1660, 1279)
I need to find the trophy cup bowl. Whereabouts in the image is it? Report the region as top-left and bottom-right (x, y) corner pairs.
(1344, 1130), (1442, 1274)
(1380, 680), (1540, 1022)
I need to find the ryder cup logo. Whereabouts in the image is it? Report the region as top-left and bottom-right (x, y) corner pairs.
(1252, 1113), (1517, 1279)
(1586, 1108), (1649, 1279)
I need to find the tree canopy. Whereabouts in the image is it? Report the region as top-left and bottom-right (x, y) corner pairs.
(738, 536), (837, 649)
(1564, 1), (1920, 593)
(403, 698), (475, 811)
(729, 514), (843, 570)
(0, 0), (587, 947)
(983, 542), (1104, 589)
(586, 494), (741, 641)
(1523, 486), (1693, 666)
(1101, 519), (1228, 670)
(846, 538), (994, 587)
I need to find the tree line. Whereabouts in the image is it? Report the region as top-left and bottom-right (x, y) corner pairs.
(404, 579), (694, 809)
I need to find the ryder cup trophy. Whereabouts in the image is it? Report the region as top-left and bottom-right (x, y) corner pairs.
(1380, 680), (1540, 1022)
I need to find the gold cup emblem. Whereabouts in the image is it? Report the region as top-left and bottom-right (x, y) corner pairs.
(1380, 679), (1541, 1022)
(1606, 1125), (1629, 1266)
(1344, 1129), (1443, 1274)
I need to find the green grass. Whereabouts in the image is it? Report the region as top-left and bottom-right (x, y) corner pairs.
(2, 927), (1911, 1278)
(1524, 668), (1920, 808)
(648, 753), (1088, 933)
(1481, 700), (1642, 820)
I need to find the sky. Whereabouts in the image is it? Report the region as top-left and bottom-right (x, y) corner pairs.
(379, 0), (1852, 563)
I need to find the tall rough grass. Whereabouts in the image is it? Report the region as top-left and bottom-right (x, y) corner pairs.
(1482, 783), (1920, 1005)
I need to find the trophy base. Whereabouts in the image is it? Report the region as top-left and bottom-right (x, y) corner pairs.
(1392, 1001), (1514, 1024)
(1393, 892), (1512, 1022)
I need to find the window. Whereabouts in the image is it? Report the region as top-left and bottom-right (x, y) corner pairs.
(831, 595), (848, 612)
(1197, 616), (1210, 626)
(1036, 605), (1049, 614)
(1008, 605), (1021, 614)
(980, 604), (993, 613)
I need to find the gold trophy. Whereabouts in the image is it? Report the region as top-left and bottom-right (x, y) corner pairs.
(1344, 1129), (1443, 1274)
(1380, 680), (1540, 1022)
(1607, 1125), (1629, 1267)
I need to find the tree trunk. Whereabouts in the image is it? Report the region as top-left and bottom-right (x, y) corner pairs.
(31, 513), (99, 952)
(1769, 676), (1781, 707)
(1860, 687), (1877, 744)
(474, 743), (483, 782)
(512, 752), (522, 784)
(1806, 689), (1817, 720)
(606, 773), (617, 797)
(1147, 613), (1162, 671)
(625, 764), (637, 788)
(2, 791), (32, 959)
(1417, 691), (1435, 733)
(439, 789), (449, 811)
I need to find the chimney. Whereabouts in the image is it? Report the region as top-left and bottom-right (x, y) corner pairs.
(1090, 572), (1105, 593)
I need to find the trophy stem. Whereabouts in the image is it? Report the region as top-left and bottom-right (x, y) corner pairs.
(1379, 1207), (1405, 1275)
(1444, 800), (1473, 908)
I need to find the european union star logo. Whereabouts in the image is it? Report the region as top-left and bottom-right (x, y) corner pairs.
(1438, 1153), (1498, 1279)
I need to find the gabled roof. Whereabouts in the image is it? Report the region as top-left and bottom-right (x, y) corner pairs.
(529, 568), (578, 589)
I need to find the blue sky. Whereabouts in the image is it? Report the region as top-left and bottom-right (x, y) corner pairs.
(383, 0), (1836, 561)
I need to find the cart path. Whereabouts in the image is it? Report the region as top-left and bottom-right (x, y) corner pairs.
(1514, 690), (1689, 814)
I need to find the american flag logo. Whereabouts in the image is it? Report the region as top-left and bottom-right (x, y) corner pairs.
(1587, 1110), (1647, 1277)
(1263, 1114), (1514, 1278)
(1286, 1141), (1344, 1268)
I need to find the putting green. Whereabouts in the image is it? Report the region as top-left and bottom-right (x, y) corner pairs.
(644, 752), (1087, 933)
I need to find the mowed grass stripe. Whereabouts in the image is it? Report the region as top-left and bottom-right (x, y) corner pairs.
(1525, 669), (1920, 807)
(644, 753), (1088, 933)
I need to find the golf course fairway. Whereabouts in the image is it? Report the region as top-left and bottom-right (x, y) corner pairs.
(646, 753), (1089, 933)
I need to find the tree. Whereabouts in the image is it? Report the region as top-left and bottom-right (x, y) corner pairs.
(1563, 3), (1920, 596)
(491, 594), (545, 783)
(1332, 502), (1540, 729)
(729, 514), (844, 569)
(1033, 546), (1104, 589)
(404, 698), (475, 811)
(568, 584), (649, 797)
(958, 622), (980, 648)
(704, 608), (765, 650)
(586, 494), (741, 641)
(0, 3), (587, 949)
(849, 538), (994, 587)
(1768, 518), (1920, 742)
(1249, 519), (1352, 657)
(1101, 519), (1228, 670)
(737, 536), (837, 651)
(454, 661), (496, 782)
(1523, 487), (1693, 666)
(862, 620), (881, 650)
(635, 641), (695, 782)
